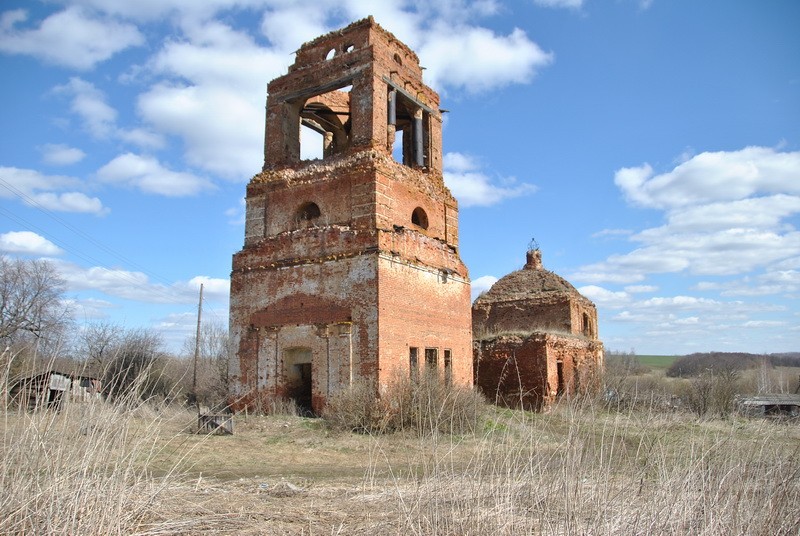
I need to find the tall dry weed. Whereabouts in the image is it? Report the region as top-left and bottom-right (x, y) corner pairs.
(0, 352), (197, 535)
(383, 399), (800, 535)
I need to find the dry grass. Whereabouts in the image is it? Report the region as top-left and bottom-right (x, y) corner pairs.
(2, 377), (798, 534)
(387, 401), (800, 535)
(131, 401), (799, 535)
(0, 397), (200, 534)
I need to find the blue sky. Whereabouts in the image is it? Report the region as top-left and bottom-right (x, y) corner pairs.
(1, 0), (798, 355)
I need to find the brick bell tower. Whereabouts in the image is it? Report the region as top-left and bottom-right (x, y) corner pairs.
(229, 17), (472, 413)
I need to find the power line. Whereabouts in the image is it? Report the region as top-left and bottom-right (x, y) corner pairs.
(0, 176), (177, 287)
(0, 178), (218, 306)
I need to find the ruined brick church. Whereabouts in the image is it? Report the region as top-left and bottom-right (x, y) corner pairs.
(228, 18), (472, 413)
(229, 18), (602, 413)
(472, 248), (604, 410)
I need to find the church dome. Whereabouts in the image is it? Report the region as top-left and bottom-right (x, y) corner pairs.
(475, 249), (584, 305)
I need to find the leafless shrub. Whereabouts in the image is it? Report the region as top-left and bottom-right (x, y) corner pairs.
(323, 379), (394, 433)
(323, 375), (486, 436)
(0, 256), (72, 349)
(602, 364), (679, 412)
(680, 367), (743, 418)
(181, 320), (231, 409)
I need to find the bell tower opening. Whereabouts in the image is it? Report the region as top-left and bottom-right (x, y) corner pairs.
(387, 88), (431, 168)
(300, 85), (353, 161)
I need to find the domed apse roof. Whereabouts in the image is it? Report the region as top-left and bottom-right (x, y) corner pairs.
(475, 249), (585, 304)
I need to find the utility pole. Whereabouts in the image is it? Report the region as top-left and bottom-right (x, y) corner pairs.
(191, 283), (203, 411)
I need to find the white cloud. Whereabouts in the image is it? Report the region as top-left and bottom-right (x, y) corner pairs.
(97, 153), (214, 196)
(615, 147), (800, 210)
(33, 191), (108, 214)
(225, 197), (246, 225)
(608, 296), (783, 330)
(0, 7), (144, 69)
(695, 268), (800, 297)
(54, 77), (117, 138)
(67, 0), (257, 22)
(184, 276), (230, 302)
(658, 194), (800, 233)
(635, 295), (724, 311)
(53, 259), (229, 305)
(444, 152), (537, 207)
(592, 228), (633, 239)
(118, 128), (166, 150)
(571, 269), (645, 285)
(151, 20), (288, 94)
(742, 320), (786, 328)
(0, 231), (63, 256)
(138, 84), (265, 179)
(472, 275), (498, 300)
(576, 147), (800, 285)
(34, 3), (553, 187)
(578, 285), (630, 308)
(40, 144), (86, 166)
(0, 166), (107, 214)
(54, 77), (166, 149)
(418, 25), (553, 93)
(65, 297), (118, 320)
(260, 6), (331, 51)
(131, 20), (290, 179)
(625, 284), (657, 293)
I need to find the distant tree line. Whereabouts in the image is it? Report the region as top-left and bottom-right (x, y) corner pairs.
(666, 352), (800, 378)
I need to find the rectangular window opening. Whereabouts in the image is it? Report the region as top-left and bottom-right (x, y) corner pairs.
(443, 349), (452, 385)
(409, 347), (419, 380)
(425, 348), (438, 374)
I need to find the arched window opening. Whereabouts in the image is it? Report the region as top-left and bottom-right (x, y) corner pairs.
(297, 202), (321, 222)
(411, 207), (428, 229)
(345, 44), (355, 53)
(300, 85), (353, 161)
(325, 48), (336, 60)
(582, 312), (591, 337)
(393, 53), (403, 65)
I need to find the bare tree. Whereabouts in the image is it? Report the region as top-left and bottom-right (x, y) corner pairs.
(103, 328), (170, 401)
(181, 320), (231, 408)
(78, 321), (124, 373)
(0, 256), (71, 345)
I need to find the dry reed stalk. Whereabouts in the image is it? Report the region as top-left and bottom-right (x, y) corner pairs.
(381, 401), (800, 535)
(0, 355), (208, 535)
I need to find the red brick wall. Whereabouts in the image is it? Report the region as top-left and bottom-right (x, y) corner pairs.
(474, 333), (603, 411)
(377, 256), (473, 389)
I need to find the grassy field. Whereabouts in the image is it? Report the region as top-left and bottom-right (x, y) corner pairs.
(632, 354), (679, 369)
(3, 396), (798, 535)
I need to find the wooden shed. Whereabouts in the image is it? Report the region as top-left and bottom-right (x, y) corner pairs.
(736, 394), (800, 418)
(9, 371), (102, 410)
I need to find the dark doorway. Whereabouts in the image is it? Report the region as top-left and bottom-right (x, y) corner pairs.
(294, 363), (313, 413)
(556, 361), (565, 397)
(284, 347), (314, 415)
